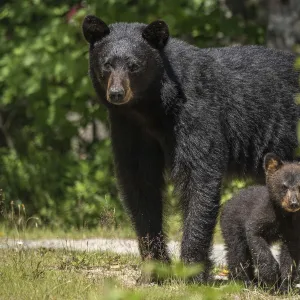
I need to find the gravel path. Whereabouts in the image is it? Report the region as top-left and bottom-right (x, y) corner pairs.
(0, 237), (280, 266)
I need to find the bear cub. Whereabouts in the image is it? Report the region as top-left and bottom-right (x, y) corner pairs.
(221, 153), (300, 291)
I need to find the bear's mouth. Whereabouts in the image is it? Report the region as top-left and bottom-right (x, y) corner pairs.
(283, 206), (300, 213)
(281, 193), (300, 213)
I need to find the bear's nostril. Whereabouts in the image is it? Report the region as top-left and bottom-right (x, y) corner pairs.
(290, 202), (300, 209)
(109, 88), (125, 102)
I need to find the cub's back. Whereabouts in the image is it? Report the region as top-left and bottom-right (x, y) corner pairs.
(220, 185), (270, 231)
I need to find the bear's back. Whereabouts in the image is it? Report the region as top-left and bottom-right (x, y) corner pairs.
(165, 41), (298, 87)
(164, 40), (299, 173)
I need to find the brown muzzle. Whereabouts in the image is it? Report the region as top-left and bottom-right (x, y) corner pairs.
(106, 71), (133, 105)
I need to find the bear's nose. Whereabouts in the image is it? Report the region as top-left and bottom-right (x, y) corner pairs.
(290, 197), (300, 209)
(109, 87), (125, 103)
(290, 203), (300, 211)
(290, 202), (300, 209)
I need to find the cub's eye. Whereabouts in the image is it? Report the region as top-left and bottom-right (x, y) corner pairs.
(282, 183), (288, 190)
(128, 63), (140, 73)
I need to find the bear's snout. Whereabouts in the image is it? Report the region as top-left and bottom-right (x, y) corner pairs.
(281, 190), (300, 212)
(106, 72), (133, 105)
(289, 195), (300, 211)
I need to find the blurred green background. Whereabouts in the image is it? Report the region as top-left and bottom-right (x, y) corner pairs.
(0, 0), (299, 232)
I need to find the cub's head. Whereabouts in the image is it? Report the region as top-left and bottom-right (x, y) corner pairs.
(264, 153), (300, 213)
(82, 15), (169, 106)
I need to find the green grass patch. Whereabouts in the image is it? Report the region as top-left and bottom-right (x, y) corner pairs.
(0, 247), (297, 300)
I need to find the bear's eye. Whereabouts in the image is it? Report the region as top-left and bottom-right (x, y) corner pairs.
(103, 62), (112, 72)
(282, 183), (288, 190)
(128, 63), (140, 73)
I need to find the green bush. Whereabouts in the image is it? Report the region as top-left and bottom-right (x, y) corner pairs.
(0, 0), (265, 228)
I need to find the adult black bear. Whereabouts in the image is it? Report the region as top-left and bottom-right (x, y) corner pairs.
(82, 15), (299, 282)
(221, 153), (300, 292)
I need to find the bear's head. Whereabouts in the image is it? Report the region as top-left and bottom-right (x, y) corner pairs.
(82, 15), (169, 106)
(264, 153), (300, 213)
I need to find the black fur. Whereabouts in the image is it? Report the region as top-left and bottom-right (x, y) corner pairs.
(142, 20), (169, 49)
(82, 16), (300, 282)
(221, 154), (300, 292)
(82, 15), (110, 44)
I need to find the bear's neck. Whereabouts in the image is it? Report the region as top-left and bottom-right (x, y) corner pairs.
(110, 100), (176, 169)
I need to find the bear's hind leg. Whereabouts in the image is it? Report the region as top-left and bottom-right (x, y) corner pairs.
(176, 162), (225, 282)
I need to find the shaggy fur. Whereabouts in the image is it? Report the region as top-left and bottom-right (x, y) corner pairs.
(221, 153), (300, 292)
(82, 16), (300, 282)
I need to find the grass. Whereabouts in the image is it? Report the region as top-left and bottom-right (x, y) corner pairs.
(1, 209), (297, 300)
(0, 247), (260, 299)
(1, 246), (299, 300)
(0, 247), (137, 299)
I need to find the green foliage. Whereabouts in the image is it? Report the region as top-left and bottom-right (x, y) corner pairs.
(221, 179), (251, 204)
(0, 1), (119, 227)
(89, 0), (265, 47)
(0, 1), (265, 228)
(142, 260), (203, 281)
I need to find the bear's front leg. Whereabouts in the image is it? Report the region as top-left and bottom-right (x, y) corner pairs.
(246, 227), (280, 287)
(279, 241), (300, 293)
(109, 112), (170, 266)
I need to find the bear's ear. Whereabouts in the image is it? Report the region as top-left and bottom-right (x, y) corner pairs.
(264, 153), (283, 175)
(142, 20), (169, 49)
(82, 15), (110, 44)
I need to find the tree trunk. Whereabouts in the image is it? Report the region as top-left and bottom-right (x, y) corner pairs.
(267, 0), (300, 51)
(224, 0), (300, 52)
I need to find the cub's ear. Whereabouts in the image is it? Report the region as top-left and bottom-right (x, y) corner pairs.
(82, 15), (110, 44)
(142, 20), (169, 49)
(264, 153), (283, 175)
